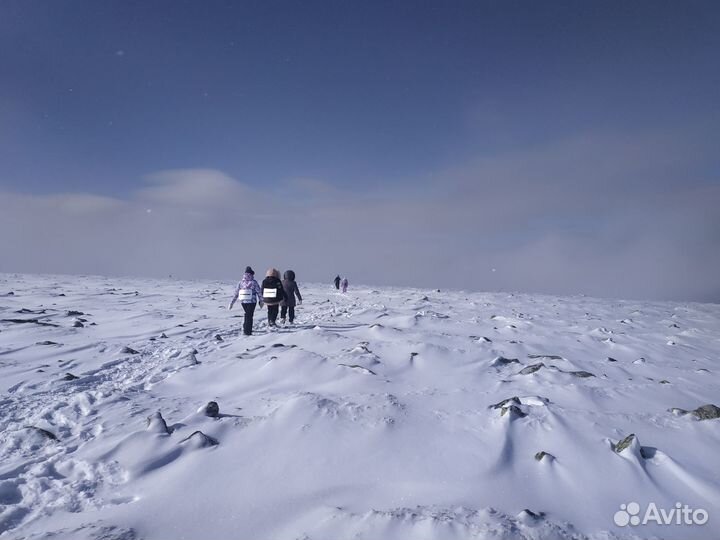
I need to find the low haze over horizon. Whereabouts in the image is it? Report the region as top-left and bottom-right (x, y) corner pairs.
(1, 1), (718, 302)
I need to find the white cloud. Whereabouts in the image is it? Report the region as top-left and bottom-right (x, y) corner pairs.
(137, 169), (257, 210)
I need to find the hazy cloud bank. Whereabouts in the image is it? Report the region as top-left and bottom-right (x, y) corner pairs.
(1, 130), (718, 302)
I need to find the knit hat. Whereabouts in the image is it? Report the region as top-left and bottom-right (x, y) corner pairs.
(245, 266), (254, 275)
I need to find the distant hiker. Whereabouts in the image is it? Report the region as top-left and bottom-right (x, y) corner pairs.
(280, 270), (303, 324)
(334, 275), (341, 290)
(341, 277), (349, 293)
(261, 268), (286, 327)
(228, 266), (263, 336)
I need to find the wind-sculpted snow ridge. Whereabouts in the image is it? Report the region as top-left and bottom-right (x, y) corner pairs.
(0, 273), (718, 540)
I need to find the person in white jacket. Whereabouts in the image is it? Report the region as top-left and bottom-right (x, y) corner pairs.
(228, 266), (263, 336)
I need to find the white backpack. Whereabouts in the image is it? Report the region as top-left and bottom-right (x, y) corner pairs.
(237, 286), (253, 302)
(263, 288), (278, 299)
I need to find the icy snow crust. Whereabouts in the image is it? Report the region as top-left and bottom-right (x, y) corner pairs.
(0, 273), (718, 540)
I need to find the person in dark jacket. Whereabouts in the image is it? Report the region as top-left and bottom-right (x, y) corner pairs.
(334, 275), (341, 290)
(228, 266), (263, 336)
(261, 268), (285, 327)
(280, 270), (302, 324)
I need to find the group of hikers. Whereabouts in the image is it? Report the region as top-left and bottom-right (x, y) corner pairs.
(228, 267), (349, 336)
(334, 275), (349, 293)
(227, 267), (302, 336)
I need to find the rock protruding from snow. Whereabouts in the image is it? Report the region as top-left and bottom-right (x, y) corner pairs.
(204, 401), (220, 417)
(568, 370), (595, 378)
(489, 397), (526, 418)
(613, 433), (637, 454)
(671, 403), (720, 420)
(490, 396), (520, 410)
(146, 411), (170, 434)
(24, 426), (58, 441)
(338, 363), (377, 375)
(535, 451), (555, 462)
(121, 346), (139, 355)
(528, 354), (562, 360)
(518, 509), (546, 523)
(693, 404), (720, 419)
(179, 430), (219, 448)
(612, 433), (653, 460)
(490, 356), (519, 367)
(519, 363), (544, 375)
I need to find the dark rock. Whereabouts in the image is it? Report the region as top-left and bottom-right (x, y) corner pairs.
(490, 397), (521, 410)
(501, 405), (526, 418)
(160, 333), (168, 339)
(613, 433), (637, 453)
(72, 321), (84, 328)
(491, 356), (519, 367)
(16, 308), (46, 314)
(519, 509), (545, 520)
(669, 404), (720, 420)
(528, 354), (563, 360)
(607, 357), (618, 362)
(535, 451), (555, 462)
(659, 380), (670, 384)
(519, 363), (544, 375)
(146, 411), (170, 434)
(692, 404), (720, 420)
(179, 430), (219, 447)
(25, 426), (58, 441)
(272, 343), (285, 348)
(66, 310), (85, 316)
(36, 341), (60, 346)
(3, 318), (58, 327)
(568, 370), (595, 378)
(62, 373), (79, 381)
(338, 363), (377, 375)
(214, 334), (223, 341)
(121, 346), (139, 355)
(204, 401), (220, 417)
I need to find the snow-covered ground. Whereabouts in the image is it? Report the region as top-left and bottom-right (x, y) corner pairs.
(0, 273), (718, 540)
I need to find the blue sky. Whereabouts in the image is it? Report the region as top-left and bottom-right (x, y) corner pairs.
(1, 1), (719, 300)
